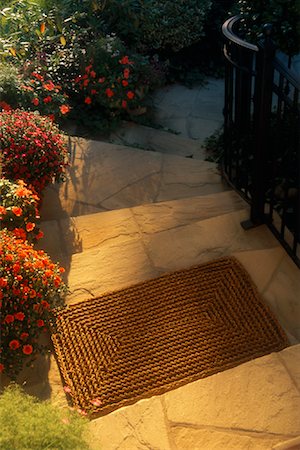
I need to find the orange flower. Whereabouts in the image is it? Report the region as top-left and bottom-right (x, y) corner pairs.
(43, 81), (55, 91)
(26, 222), (35, 232)
(11, 206), (22, 216)
(59, 104), (70, 115)
(23, 344), (33, 355)
(13, 228), (27, 240)
(0, 206), (7, 215)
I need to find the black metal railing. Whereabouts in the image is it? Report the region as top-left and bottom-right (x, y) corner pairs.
(222, 15), (300, 268)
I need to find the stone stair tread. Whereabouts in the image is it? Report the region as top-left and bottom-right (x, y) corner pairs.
(109, 120), (207, 159)
(40, 190), (247, 258)
(40, 208), (283, 305)
(41, 136), (227, 221)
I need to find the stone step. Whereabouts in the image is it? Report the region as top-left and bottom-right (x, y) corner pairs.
(40, 199), (300, 342)
(109, 120), (207, 159)
(39, 189), (247, 263)
(41, 137), (228, 221)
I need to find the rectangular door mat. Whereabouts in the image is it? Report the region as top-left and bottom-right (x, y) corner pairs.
(51, 256), (289, 416)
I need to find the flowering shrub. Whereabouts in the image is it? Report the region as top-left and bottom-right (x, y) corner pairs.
(0, 229), (68, 379)
(0, 178), (43, 243)
(0, 110), (69, 193)
(19, 70), (71, 121)
(73, 55), (139, 113)
(72, 36), (159, 124)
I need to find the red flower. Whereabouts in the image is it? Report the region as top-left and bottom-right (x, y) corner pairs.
(127, 91), (135, 100)
(0, 206), (7, 215)
(0, 363), (4, 373)
(15, 312), (25, 321)
(122, 80), (129, 87)
(26, 222), (35, 232)
(60, 105), (70, 115)
(0, 277), (8, 287)
(85, 64), (92, 73)
(0, 101), (11, 111)
(91, 89), (97, 95)
(90, 70), (96, 78)
(119, 55), (132, 65)
(37, 319), (45, 327)
(32, 98), (39, 106)
(98, 77), (105, 83)
(21, 332), (29, 341)
(122, 100), (127, 109)
(84, 97), (92, 104)
(5, 314), (14, 324)
(105, 88), (114, 98)
(9, 340), (20, 350)
(23, 344), (33, 355)
(123, 68), (130, 79)
(43, 96), (52, 103)
(36, 230), (44, 240)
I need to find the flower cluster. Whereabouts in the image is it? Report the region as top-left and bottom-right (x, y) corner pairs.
(0, 178), (43, 243)
(0, 229), (68, 378)
(0, 110), (69, 193)
(19, 71), (71, 121)
(73, 54), (141, 114)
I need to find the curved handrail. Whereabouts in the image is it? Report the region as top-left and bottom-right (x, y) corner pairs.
(222, 15), (259, 52)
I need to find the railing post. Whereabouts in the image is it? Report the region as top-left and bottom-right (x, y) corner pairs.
(242, 24), (276, 229)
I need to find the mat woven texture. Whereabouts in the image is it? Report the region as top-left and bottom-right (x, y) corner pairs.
(51, 256), (289, 416)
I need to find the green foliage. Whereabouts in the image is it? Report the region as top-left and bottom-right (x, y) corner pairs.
(0, 62), (21, 107)
(0, 384), (90, 450)
(236, 0), (300, 56)
(103, 0), (213, 52)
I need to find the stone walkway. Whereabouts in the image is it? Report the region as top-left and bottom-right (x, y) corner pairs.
(8, 79), (300, 449)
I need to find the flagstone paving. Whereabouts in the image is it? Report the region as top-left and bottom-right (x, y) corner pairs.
(3, 78), (300, 450)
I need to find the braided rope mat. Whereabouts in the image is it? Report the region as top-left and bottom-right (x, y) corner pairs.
(51, 256), (289, 416)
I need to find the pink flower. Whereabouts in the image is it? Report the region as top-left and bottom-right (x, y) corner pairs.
(90, 398), (102, 407)
(63, 385), (72, 393)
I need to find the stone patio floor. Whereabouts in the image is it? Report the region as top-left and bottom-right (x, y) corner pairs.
(2, 78), (300, 450)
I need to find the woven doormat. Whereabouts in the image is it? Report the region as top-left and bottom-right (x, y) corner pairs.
(51, 256), (289, 416)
